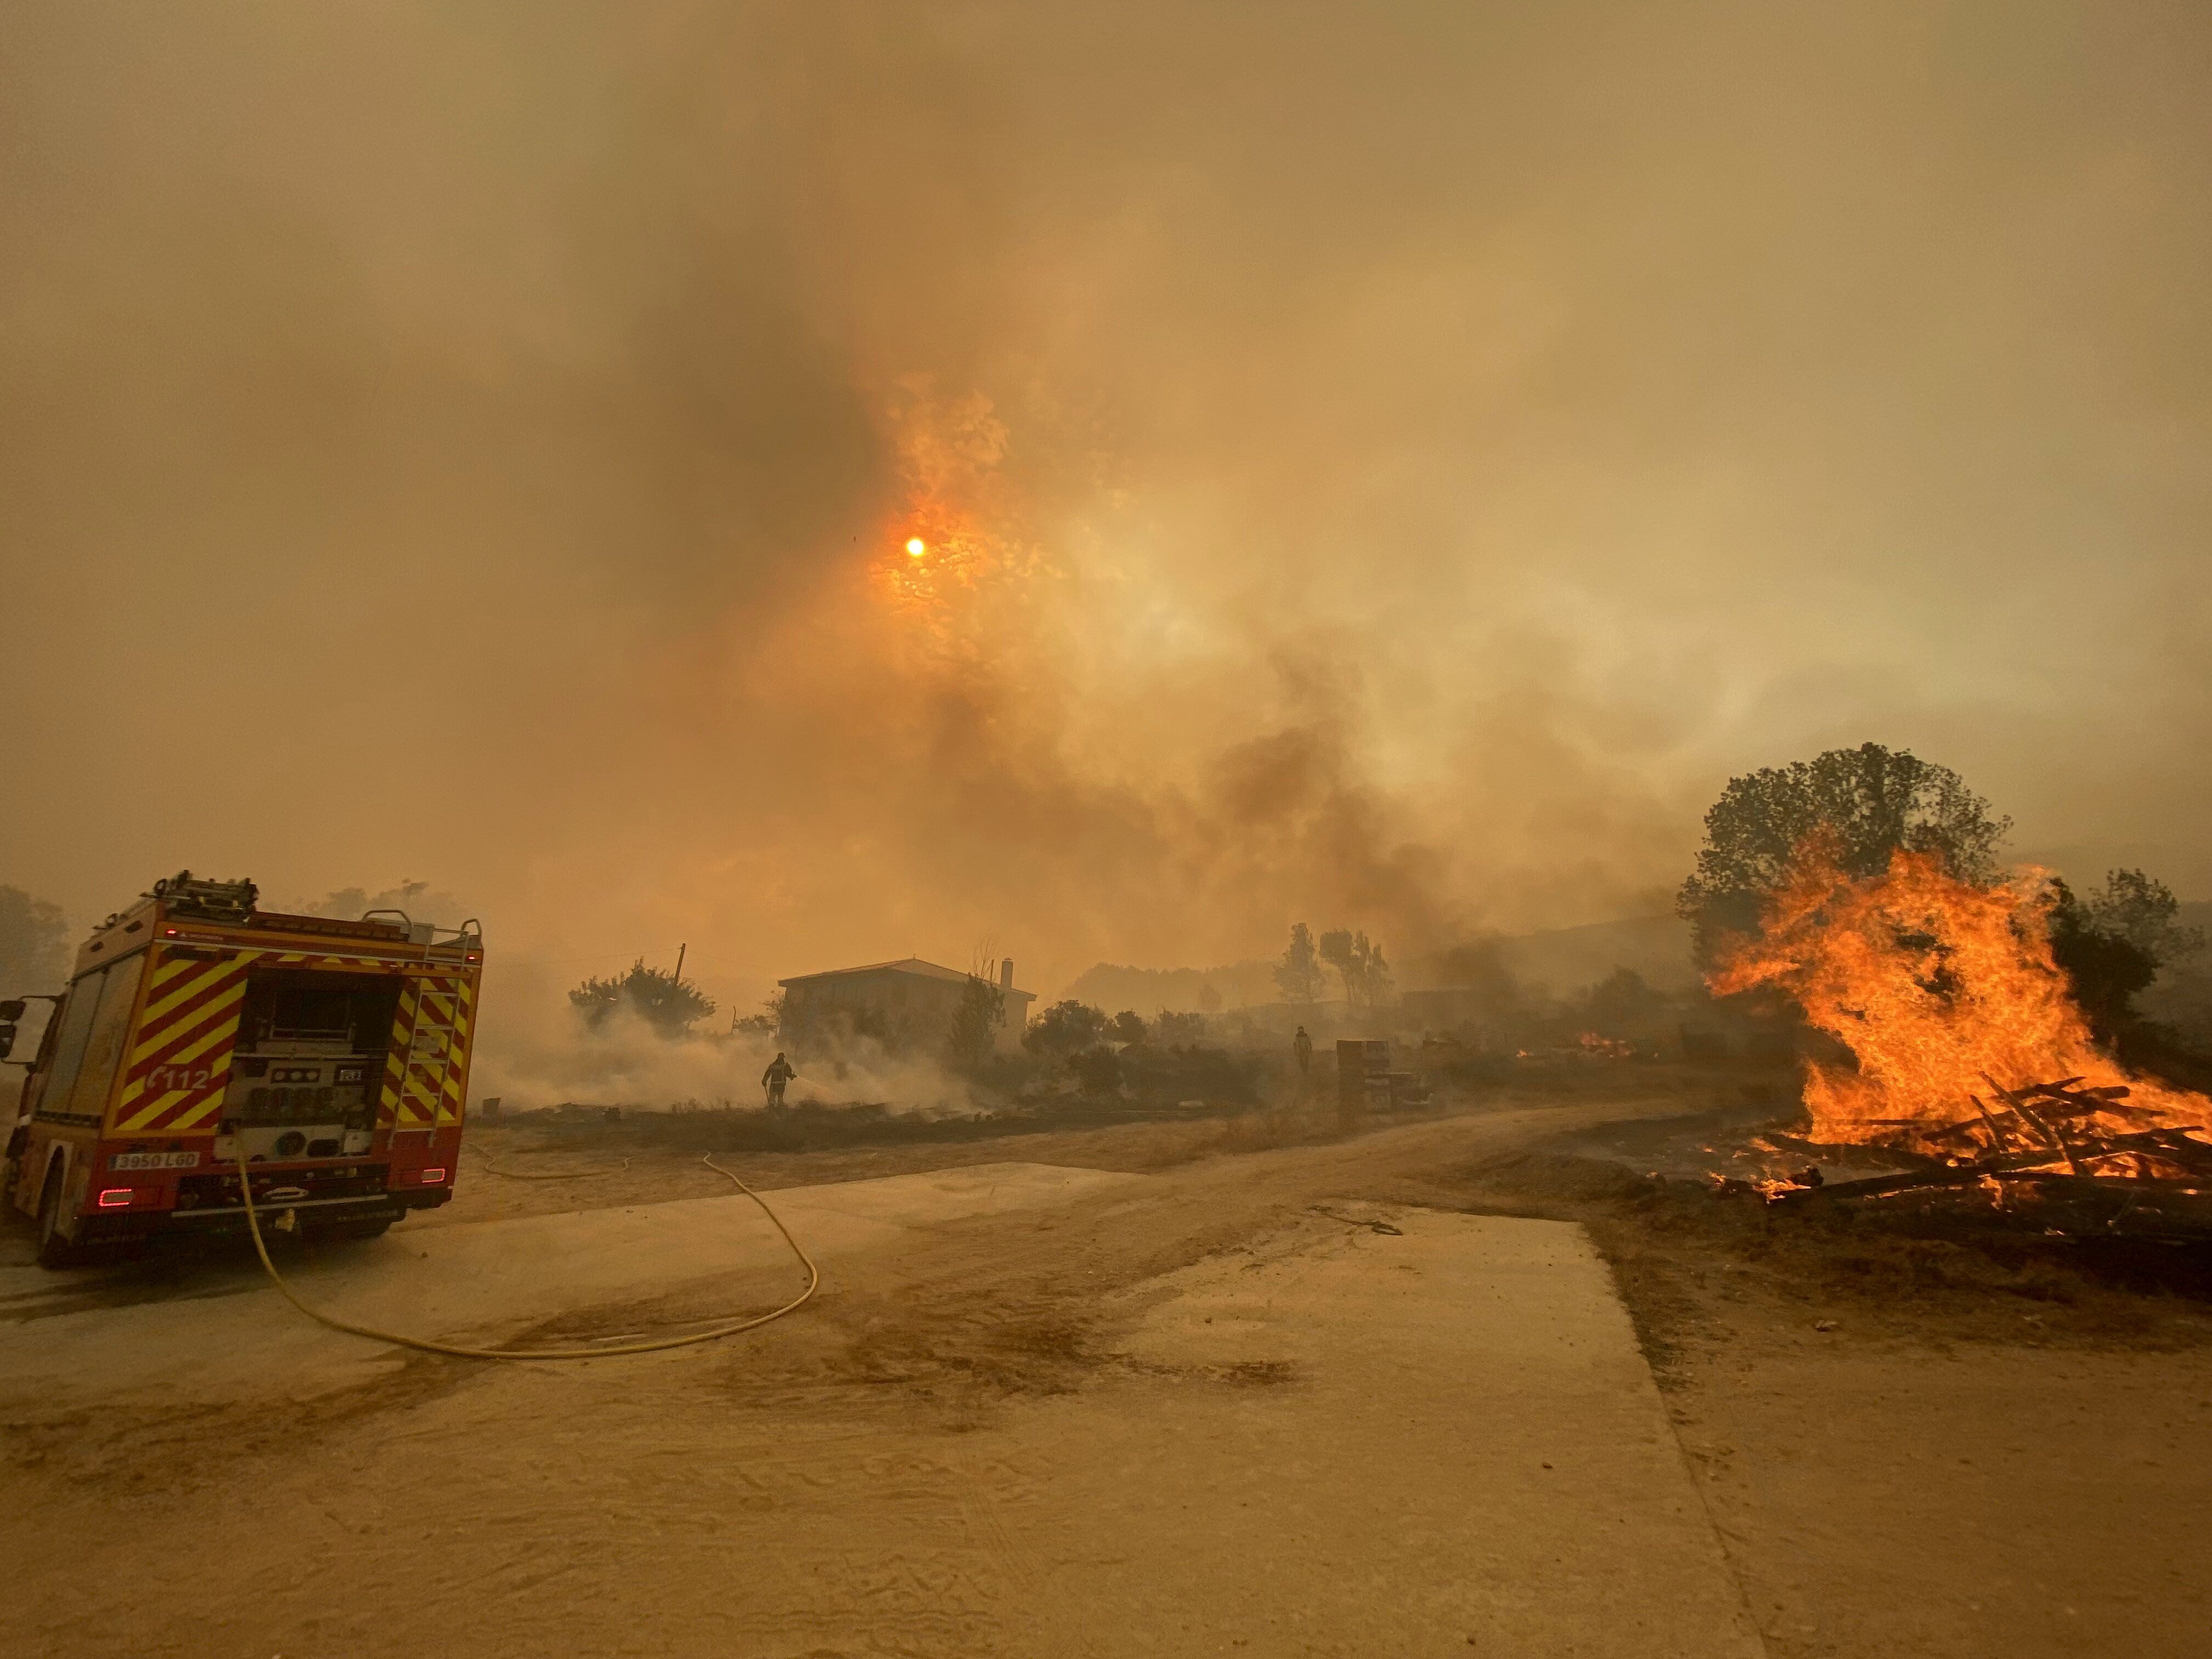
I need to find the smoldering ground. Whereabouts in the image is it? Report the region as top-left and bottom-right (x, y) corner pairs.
(4, 3), (2209, 1020)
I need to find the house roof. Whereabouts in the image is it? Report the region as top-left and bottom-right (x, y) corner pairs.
(778, 957), (1035, 999)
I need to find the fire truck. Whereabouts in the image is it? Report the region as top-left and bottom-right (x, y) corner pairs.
(2, 873), (483, 1267)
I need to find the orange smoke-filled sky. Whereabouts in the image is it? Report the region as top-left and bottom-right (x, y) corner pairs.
(3, 3), (2209, 1012)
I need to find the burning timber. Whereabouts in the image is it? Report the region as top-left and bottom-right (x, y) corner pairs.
(1744, 1075), (2212, 1240)
(1701, 844), (2212, 1240)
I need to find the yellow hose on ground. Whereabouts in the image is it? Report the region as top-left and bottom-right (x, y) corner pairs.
(233, 1153), (818, 1361)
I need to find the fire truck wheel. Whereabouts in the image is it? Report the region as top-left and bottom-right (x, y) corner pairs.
(35, 1165), (93, 1269)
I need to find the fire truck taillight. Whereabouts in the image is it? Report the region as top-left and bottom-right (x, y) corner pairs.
(421, 1167), (448, 1183)
(97, 1188), (133, 1207)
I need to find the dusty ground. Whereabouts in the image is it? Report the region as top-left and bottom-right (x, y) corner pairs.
(435, 1107), (1364, 1229)
(1436, 1132), (2212, 1659)
(4, 1073), (2209, 1655)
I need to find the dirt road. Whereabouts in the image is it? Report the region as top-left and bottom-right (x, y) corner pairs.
(4, 1091), (2207, 1656)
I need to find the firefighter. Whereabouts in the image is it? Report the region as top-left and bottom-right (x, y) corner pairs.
(761, 1051), (797, 1108)
(1293, 1025), (1313, 1079)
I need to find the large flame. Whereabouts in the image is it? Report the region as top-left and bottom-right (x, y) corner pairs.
(1710, 840), (2210, 1155)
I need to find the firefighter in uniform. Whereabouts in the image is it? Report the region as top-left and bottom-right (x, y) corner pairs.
(1293, 1026), (1313, 1080)
(761, 1052), (796, 1108)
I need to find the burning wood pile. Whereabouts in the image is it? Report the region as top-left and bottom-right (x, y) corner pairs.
(1707, 842), (2212, 1237)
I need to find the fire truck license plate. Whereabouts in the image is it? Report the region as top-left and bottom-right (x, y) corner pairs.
(110, 1151), (202, 1171)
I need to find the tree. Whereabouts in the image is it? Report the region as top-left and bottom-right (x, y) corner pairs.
(2049, 869), (2204, 1036)
(1319, 928), (1393, 1007)
(1577, 967), (1671, 1032)
(946, 977), (1006, 1073)
(0, 887), (70, 993)
(1023, 1000), (1108, 1056)
(1109, 1009), (1148, 1046)
(1678, 743), (2011, 968)
(569, 959), (716, 1038)
(1273, 923), (1326, 1003)
(1318, 929), (1353, 997)
(1362, 936), (1395, 1005)
(2080, 868), (2204, 964)
(1154, 1008), (1208, 1045)
(732, 989), (785, 1038)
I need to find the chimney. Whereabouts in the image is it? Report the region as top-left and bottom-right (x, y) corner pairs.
(1000, 958), (1014, 991)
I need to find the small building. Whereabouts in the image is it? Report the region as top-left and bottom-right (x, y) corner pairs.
(777, 957), (1035, 1058)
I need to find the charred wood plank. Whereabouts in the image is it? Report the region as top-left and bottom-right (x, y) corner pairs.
(1989, 1170), (2212, 1198)
(1766, 1147), (2065, 1205)
(1765, 1169), (1982, 1204)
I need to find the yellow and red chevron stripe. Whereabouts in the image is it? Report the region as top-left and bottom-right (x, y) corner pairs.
(112, 950), (256, 1134)
(380, 977), (421, 1127)
(438, 978), (475, 1126)
(391, 976), (468, 1130)
(116, 946), (479, 1137)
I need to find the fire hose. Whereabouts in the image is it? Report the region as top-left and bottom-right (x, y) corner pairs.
(232, 1152), (818, 1361)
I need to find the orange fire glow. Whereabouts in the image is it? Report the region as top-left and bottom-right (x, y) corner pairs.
(1711, 839), (2210, 1158)
(870, 388), (1043, 655)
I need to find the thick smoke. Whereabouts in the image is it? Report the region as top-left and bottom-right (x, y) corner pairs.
(4, 2), (2208, 1052)
(466, 962), (971, 1116)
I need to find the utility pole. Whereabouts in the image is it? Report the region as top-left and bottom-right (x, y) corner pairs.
(674, 943), (687, 984)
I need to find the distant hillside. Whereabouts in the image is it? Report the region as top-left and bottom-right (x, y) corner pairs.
(1068, 899), (2201, 1019)
(1063, 913), (1700, 1014)
(1494, 914), (1698, 995)
(1061, 959), (1278, 1013)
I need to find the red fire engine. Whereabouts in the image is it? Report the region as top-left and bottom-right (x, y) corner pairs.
(3, 873), (483, 1267)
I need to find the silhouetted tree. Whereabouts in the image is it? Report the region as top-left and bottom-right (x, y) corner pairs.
(1678, 743), (2010, 969)
(570, 960), (716, 1038)
(946, 977), (1006, 1073)
(1154, 1009), (1208, 1045)
(2049, 869), (2204, 1036)
(1023, 1000), (1108, 1056)
(1273, 923), (1326, 1002)
(1109, 1009), (1147, 1046)
(1319, 928), (1392, 1007)
(732, 989), (784, 1038)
